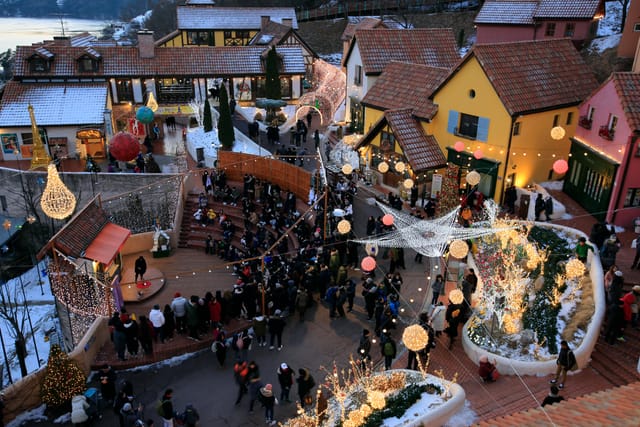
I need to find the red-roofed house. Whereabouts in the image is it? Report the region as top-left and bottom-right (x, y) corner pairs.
(340, 17), (388, 66)
(429, 38), (598, 201)
(342, 28), (459, 133)
(618, 0), (640, 59)
(566, 72), (640, 226)
(474, 0), (605, 48)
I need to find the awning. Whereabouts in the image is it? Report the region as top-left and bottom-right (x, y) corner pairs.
(84, 222), (131, 265)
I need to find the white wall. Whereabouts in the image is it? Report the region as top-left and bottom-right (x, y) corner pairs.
(344, 41), (364, 123)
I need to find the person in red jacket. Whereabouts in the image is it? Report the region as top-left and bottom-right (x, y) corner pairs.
(478, 355), (499, 382)
(620, 286), (640, 338)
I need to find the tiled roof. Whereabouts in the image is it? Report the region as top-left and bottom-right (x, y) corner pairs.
(155, 30), (181, 46)
(0, 81), (108, 127)
(362, 61), (449, 120)
(475, 382), (640, 426)
(611, 72), (640, 132)
(474, 1), (537, 24)
(54, 200), (109, 259)
(176, 6), (298, 30)
(475, 0), (602, 24)
(34, 47), (54, 59)
(385, 109), (447, 171)
(14, 45), (306, 77)
(341, 17), (385, 41)
(470, 39), (598, 115)
(352, 29), (460, 74)
(534, 0), (602, 18)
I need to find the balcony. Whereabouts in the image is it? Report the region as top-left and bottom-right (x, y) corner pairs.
(598, 125), (615, 141)
(578, 115), (592, 130)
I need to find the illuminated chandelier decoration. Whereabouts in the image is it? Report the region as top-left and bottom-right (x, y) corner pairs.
(41, 164), (77, 219)
(352, 200), (515, 257)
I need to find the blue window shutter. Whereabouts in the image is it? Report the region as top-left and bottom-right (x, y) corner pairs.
(447, 110), (459, 134)
(477, 117), (490, 141)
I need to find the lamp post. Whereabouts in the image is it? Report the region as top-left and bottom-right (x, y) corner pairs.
(26, 215), (44, 295)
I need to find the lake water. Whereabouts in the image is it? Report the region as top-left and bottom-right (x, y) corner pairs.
(0, 17), (106, 53)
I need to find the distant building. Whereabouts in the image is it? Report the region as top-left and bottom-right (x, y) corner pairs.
(474, 0), (605, 48)
(619, 0), (640, 59)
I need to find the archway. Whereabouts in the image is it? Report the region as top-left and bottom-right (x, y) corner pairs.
(295, 104), (324, 126)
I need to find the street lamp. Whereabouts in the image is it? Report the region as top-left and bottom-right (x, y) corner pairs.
(26, 215), (44, 295)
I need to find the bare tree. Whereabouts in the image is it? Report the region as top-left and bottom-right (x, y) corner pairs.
(0, 275), (30, 378)
(618, 0), (630, 32)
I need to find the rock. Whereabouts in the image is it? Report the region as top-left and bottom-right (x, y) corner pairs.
(520, 329), (536, 346)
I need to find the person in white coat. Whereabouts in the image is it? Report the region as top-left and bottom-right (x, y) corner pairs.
(430, 302), (446, 337)
(71, 394), (89, 426)
(149, 304), (166, 343)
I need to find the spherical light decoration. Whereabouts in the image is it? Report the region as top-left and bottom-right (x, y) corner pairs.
(449, 239), (469, 259)
(454, 141), (465, 152)
(337, 219), (352, 234)
(368, 390), (386, 410)
(365, 242), (379, 257)
(135, 106), (155, 124)
(565, 258), (586, 279)
(109, 132), (140, 162)
(550, 126), (566, 140)
(553, 159), (569, 174)
(466, 170), (481, 186)
(382, 213), (394, 226)
(342, 164), (353, 175)
(402, 324), (429, 352)
(361, 256), (377, 272)
(473, 149), (484, 160)
(378, 161), (389, 173)
(41, 164), (77, 220)
(403, 178), (414, 189)
(449, 288), (464, 305)
(395, 161), (406, 173)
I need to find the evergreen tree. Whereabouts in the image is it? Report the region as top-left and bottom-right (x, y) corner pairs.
(437, 164), (461, 215)
(203, 99), (213, 133)
(40, 344), (86, 408)
(218, 84), (235, 150)
(265, 46), (282, 101)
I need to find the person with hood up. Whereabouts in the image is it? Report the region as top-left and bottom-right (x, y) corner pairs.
(252, 315), (267, 346)
(259, 384), (277, 425)
(277, 362), (294, 402)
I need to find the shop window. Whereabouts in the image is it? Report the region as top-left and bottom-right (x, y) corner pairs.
(280, 77), (291, 99)
(115, 79), (133, 102)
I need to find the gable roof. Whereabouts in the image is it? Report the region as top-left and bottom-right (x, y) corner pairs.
(475, 0), (602, 25)
(347, 29), (460, 74)
(357, 108), (447, 172)
(14, 45), (306, 77)
(0, 81), (108, 127)
(436, 38), (598, 116)
(610, 72), (640, 132)
(341, 17), (386, 42)
(362, 61), (449, 120)
(475, 382), (640, 426)
(176, 6), (298, 30)
(54, 199), (109, 259)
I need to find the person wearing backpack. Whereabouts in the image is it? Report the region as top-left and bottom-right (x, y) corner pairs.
(156, 389), (174, 427)
(380, 331), (396, 370)
(549, 340), (577, 389)
(180, 404), (200, 427)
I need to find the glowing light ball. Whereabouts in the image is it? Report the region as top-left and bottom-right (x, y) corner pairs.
(365, 243), (378, 257)
(361, 256), (376, 272)
(109, 132), (140, 161)
(449, 289), (464, 305)
(449, 239), (469, 259)
(402, 324), (429, 351)
(403, 178), (414, 189)
(466, 170), (481, 186)
(136, 106), (155, 124)
(337, 219), (351, 234)
(395, 161), (406, 173)
(342, 164), (353, 175)
(553, 159), (569, 174)
(368, 391), (386, 410)
(550, 126), (566, 140)
(378, 161), (389, 173)
(382, 214), (394, 226)
(454, 141), (465, 152)
(565, 258), (586, 279)
(473, 149), (484, 160)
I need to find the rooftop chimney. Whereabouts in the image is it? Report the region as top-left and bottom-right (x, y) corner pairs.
(282, 18), (293, 28)
(53, 36), (71, 46)
(137, 30), (155, 59)
(261, 16), (271, 30)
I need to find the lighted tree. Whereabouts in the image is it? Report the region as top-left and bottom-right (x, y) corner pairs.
(217, 84), (235, 150)
(437, 164), (460, 215)
(265, 46), (282, 101)
(203, 98), (213, 133)
(40, 344), (86, 407)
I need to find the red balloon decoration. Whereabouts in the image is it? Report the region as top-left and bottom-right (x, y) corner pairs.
(382, 214), (394, 226)
(109, 132), (140, 162)
(454, 141), (465, 152)
(361, 256), (377, 272)
(473, 149), (484, 160)
(553, 159), (569, 175)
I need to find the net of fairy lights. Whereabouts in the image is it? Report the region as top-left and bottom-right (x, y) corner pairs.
(352, 199), (517, 258)
(282, 360), (449, 427)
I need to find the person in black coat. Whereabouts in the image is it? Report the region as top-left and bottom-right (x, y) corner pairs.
(605, 298), (626, 344)
(445, 301), (463, 350)
(534, 193), (545, 221)
(268, 310), (286, 350)
(134, 256), (147, 282)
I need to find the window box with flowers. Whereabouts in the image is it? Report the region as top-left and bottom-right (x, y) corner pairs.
(578, 115), (592, 129)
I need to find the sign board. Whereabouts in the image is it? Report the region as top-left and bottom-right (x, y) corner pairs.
(431, 174), (442, 198)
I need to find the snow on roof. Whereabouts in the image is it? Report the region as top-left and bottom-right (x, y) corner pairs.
(0, 82), (108, 127)
(177, 6), (298, 30)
